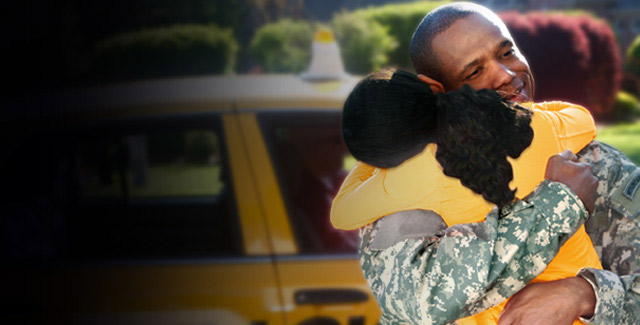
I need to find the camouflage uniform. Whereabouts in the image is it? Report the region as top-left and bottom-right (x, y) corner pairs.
(360, 180), (589, 324)
(577, 141), (640, 324)
(359, 141), (640, 324)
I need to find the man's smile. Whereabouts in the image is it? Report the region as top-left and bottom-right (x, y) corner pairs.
(498, 77), (531, 102)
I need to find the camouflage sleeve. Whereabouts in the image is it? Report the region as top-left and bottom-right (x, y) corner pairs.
(576, 268), (640, 325)
(360, 180), (589, 324)
(576, 141), (640, 324)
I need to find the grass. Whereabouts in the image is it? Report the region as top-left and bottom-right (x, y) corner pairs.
(596, 120), (640, 165)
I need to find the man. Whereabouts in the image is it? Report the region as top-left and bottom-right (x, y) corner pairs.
(332, 2), (640, 324)
(411, 3), (640, 324)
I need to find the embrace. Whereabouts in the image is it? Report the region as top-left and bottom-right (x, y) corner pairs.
(331, 2), (640, 324)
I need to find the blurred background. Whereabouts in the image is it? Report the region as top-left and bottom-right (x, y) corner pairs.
(1, 1), (639, 324)
(4, 0), (640, 151)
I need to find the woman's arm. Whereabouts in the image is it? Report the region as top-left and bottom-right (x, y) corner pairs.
(361, 180), (589, 324)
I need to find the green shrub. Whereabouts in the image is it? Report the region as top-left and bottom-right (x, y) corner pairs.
(249, 2), (450, 74)
(622, 72), (640, 97)
(611, 91), (640, 122)
(250, 19), (315, 73)
(345, 1), (451, 70)
(94, 24), (237, 81)
(626, 34), (640, 78)
(331, 13), (396, 74)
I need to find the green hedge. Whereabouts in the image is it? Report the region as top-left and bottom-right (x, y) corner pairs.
(250, 17), (395, 75)
(250, 19), (315, 73)
(249, 2), (450, 74)
(611, 91), (640, 122)
(332, 13), (396, 74)
(94, 24), (237, 81)
(626, 34), (640, 78)
(344, 1), (451, 70)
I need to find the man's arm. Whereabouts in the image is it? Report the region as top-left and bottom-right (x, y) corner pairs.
(497, 276), (596, 325)
(361, 180), (590, 324)
(579, 141), (640, 324)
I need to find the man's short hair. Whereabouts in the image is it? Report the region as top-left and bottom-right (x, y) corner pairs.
(410, 3), (480, 80)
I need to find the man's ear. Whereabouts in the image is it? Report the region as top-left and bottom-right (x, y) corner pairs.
(417, 74), (445, 94)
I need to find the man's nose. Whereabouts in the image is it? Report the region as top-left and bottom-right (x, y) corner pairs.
(492, 63), (516, 90)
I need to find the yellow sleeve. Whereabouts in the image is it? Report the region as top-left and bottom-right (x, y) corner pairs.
(530, 101), (596, 153)
(330, 161), (381, 230)
(510, 101), (597, 196)
(334, 161), (377, 199)
(330, 148), (442, 230)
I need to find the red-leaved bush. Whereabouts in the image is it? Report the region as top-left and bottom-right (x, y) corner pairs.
(500, 12), (621, 120)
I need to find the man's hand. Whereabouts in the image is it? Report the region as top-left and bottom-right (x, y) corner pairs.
(498, 277), (596, 325)
(544, 150), (598, 214)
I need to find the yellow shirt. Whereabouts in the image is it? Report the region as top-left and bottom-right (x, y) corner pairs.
(331, 101), (601, 324)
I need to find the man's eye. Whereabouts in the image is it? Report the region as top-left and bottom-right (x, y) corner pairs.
(502, 49), (515, 58)
(466, 68), (482, 80)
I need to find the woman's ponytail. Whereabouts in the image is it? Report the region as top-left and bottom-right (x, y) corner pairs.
(343, 69), (438, 168)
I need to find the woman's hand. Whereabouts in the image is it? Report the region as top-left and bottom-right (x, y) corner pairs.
(545, 150), (598, 214)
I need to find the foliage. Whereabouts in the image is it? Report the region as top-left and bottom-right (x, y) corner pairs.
(331, 13), (397, 74)
(500, 12), (621, 120)
(611, 91), (640, 122)
(320, 0), (449, 74)
(344, 1), (451, 70)
(94, 24), (237, 81)
(626, 34), (640, 79)
(249, 11), (398, 75)
(250, 19), (315, 73)
(3, 0), (250, 95)
(622, 72), (640, 97)
(578, 15), (622, 120)
(78, 0), (248, 42)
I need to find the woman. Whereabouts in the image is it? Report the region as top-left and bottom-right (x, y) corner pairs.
(338, 69), (601, 324)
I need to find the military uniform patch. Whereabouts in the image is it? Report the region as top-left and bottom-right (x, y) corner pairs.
(623, 170), (640, 200)
(611, 168), (640, 220)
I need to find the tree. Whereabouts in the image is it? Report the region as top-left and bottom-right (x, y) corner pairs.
(501, 12), (621, 120)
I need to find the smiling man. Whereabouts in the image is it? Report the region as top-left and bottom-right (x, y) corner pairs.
(410, 4), (640, 324)
(332, 2), (640, 324)
(410, 3), (532, 101)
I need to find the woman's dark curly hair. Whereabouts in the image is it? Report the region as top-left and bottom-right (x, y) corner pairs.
(342, 69), (534, 208)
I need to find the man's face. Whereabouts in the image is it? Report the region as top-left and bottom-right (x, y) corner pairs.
(432, 13), (534, 102)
